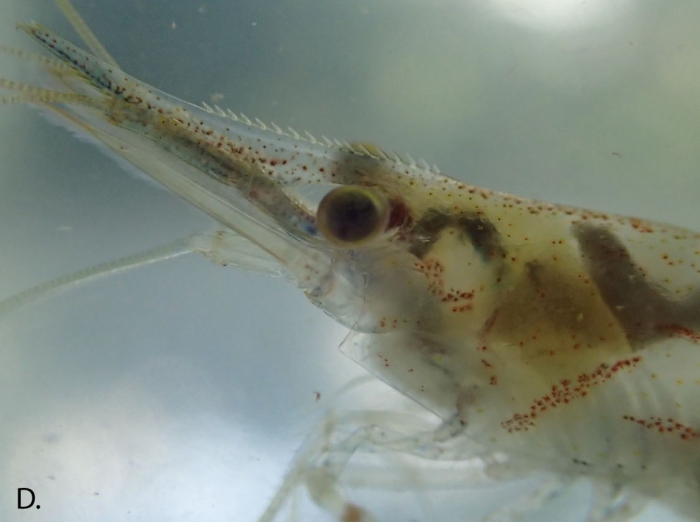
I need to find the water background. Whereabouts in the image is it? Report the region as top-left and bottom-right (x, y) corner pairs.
(0, 1), (699, 520)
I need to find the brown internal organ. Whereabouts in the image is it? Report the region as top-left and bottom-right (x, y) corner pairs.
(575, 225), (700, 347)
(487, 257), (630, 363)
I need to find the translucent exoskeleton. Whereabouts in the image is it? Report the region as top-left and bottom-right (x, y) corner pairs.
(1, 1), (700, 521)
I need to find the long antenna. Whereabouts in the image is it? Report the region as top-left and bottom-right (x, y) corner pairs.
(55, 0), (120, 68)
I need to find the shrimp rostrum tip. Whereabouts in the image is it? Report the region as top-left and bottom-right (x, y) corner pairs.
(1, 7), (700, 522)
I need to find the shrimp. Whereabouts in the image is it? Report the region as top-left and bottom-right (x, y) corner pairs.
(1, 2), (699, 521)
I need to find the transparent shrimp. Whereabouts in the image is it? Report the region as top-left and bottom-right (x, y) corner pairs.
(1, 2), (700, 522)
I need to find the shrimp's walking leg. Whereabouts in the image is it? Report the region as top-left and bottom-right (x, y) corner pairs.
(477, 475), (568, 522)
(260, 407), (581, 522)
(0, 231), (282, 319)
(259, 409), (496, 522)
(259, 411), (424, 522)
(585, 482), (647, 522)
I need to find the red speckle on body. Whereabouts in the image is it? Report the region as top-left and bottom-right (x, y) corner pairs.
(622, 415), (700, 441)
(501, 357), (642, 433)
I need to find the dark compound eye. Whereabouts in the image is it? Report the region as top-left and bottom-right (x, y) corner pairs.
(317, 186), (390, 247)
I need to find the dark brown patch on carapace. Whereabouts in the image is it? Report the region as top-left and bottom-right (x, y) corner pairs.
(455, 213), (506, 262)
(575, 224), (700, 347)
(408, 209), (506, 264)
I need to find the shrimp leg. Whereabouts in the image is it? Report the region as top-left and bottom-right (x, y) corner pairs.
(259, 408), (492, 522)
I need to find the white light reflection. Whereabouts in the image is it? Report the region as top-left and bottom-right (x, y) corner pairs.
(487, 0), (631, 32)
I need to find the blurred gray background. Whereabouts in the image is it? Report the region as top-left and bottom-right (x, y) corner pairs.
(0, 1), (699, 521)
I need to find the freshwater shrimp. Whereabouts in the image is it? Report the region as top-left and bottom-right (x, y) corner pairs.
(1, 2), (700, 522)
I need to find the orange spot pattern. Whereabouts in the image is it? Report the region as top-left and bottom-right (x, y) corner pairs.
(502, 357), (641, 433)
(622, 415), (700, 441)
(656, 323), (700, 344)
(415, 258), (475, 313)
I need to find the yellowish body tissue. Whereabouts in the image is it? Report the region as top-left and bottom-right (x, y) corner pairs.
(1, 3), (699, 522)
